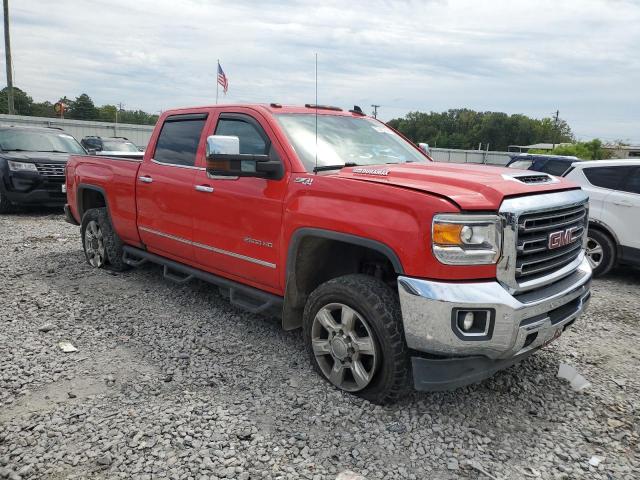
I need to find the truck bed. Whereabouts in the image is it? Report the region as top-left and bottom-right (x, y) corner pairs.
(66, 154), (143, 247)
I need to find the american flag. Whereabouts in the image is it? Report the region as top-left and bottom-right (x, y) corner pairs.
(217, 63), (228, 94)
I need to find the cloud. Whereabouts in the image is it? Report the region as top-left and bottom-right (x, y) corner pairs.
(6, 0), (640, 141)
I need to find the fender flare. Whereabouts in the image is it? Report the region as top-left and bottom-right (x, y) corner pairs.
(77, 183), (109, 220)
(286, 227), (404, 276)
(281, 227), (404, 330)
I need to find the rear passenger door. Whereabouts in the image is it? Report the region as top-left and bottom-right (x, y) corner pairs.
(582, 166), (635, 248)
(606, 166), (640, 251)
(136, 113), (208, 261)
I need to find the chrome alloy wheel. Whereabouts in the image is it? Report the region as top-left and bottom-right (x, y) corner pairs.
(586, 236), (603, 269)
(311, 303), (379, 392)
(84, 220), (106, 268)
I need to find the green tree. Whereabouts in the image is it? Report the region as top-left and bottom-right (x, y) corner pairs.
(97, 104), (117, 122)
(388, 109), (574, 151)
(31, 101), (56, 118)
(0, 87), (33, 115)
(529, 139), (611, 160)
(68, 93), (98, 120)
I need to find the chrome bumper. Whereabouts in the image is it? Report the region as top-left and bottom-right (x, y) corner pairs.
(398, 254), (592, 360)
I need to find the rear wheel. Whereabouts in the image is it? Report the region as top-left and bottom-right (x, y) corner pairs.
(303, 274), (410, 404)
(586, 228), (616, 277)
(81, 207), (128, 271)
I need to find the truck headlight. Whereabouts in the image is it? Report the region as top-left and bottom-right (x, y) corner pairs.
(7, 160), (38, 172)
(432, 214), (502, 265)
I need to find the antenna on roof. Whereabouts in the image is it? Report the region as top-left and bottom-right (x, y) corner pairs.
(314, 52), (318, 175)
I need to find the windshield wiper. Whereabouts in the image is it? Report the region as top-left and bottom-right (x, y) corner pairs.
(313, 162), (358, 172)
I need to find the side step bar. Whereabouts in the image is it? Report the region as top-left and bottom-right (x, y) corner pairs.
(122, 246), (283, 315)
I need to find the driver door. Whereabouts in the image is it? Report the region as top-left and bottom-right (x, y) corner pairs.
(191, 110), (288, 291)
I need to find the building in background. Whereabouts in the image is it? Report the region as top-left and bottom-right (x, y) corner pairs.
(603, 144), (640, 159)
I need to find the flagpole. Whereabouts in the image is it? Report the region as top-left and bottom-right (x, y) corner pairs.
(216, 59), (219, 104)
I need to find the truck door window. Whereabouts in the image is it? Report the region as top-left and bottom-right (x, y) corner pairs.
(215, 117), (269, 155)
(154, 115), (207, 167)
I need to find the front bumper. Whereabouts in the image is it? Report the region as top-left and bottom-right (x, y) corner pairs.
(2, 171), (66, 207)
(398, 254), (592, 390)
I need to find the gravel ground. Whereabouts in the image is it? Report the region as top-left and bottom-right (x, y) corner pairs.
(1, 210), (639, 480)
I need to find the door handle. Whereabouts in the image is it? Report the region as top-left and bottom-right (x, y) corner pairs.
(613, 200), (633, 207)
(195, 184), (214, 193)
(138, 176), (153, 184)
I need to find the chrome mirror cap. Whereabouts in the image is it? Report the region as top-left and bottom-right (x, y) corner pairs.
(206, 135), (239, 158)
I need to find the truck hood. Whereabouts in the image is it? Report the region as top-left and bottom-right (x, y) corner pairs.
(0, 151), (71, 163)
(337, 162), (579, 210)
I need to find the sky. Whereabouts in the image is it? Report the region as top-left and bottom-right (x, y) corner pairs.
(4, 0), (640, 143)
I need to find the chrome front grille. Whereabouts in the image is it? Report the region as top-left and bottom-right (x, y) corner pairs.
(35, 163), (65, 177)
(497, 190), (590, 294)
(516, 204), (587, 281)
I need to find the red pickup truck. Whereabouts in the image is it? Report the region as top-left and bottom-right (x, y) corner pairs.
(65, 104), (592, 403)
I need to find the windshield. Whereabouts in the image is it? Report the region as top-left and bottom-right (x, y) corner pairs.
(101, 140), (140, 152)
(275, 114), (427, 171)
(0, 129), (85, 154)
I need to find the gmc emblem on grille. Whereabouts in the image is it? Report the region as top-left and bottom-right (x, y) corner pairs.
(548, 227), (578, 250)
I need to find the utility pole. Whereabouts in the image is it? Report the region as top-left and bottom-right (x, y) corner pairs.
(3, 0), (15, 115)
(116, 102), (124, 123)
(371, 104), (380, 119)
(552, 109), (560, 149)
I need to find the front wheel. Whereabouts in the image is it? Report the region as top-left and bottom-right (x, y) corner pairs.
(586, 229), (616, 277)
(0, 190), (14, 214)
(303, 274), (410, 404)
(81, 207), (129, 271)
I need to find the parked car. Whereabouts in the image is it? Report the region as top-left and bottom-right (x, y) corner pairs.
(0, 125), (86, 212)
(65, 103), (592, 402)
(507, 153), (580, 176)
(81, 136), (142, 155)
(563, 159), (640, 276)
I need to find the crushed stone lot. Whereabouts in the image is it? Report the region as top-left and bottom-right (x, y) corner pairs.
(1, 211), (639, 480)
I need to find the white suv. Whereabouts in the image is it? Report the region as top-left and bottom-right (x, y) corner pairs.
(564, 159), (640, 276)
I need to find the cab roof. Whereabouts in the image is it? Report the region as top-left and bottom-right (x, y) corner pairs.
(164, 103), (370, 117)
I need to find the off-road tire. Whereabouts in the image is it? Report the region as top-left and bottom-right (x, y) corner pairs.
(303, 274), (411, 404)
(81, 207), (129, 272)
(587, 228), (616, 277)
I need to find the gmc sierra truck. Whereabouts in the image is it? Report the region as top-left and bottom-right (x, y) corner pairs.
(65, 104), (592, 403)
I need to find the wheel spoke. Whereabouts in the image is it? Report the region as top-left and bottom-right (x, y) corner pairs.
(340, 306), (357, 333)
(352, 336), (375, 356)
(588, 245), (603, 256)
(312, 339), (332, 356)
(350, 360), (370, 389)
(329, 362), (345, 386)
(317, 309), (339, 333)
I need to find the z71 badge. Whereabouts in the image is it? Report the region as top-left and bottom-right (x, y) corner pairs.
(294, 177), (314, 185)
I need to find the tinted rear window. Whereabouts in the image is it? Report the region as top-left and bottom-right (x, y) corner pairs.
(621, 167), (640, 194)
(543, 160), (571, 176)
(583, 166), (627, 190)
(154, 117), (206, 166)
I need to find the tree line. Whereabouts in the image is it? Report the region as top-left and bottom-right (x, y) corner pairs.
(0, 87), (158, 125)
(387, 108), (574, 152)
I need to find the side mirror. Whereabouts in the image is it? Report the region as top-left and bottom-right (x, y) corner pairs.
(205, 135), (283, 179)
(418, 143), (430, 154)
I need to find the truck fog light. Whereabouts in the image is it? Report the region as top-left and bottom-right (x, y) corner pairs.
(462, 311), (474, 331)
(453, 309), (493, 338)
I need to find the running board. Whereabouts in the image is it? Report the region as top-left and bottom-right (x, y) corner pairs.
(122, 246), (283, 315)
